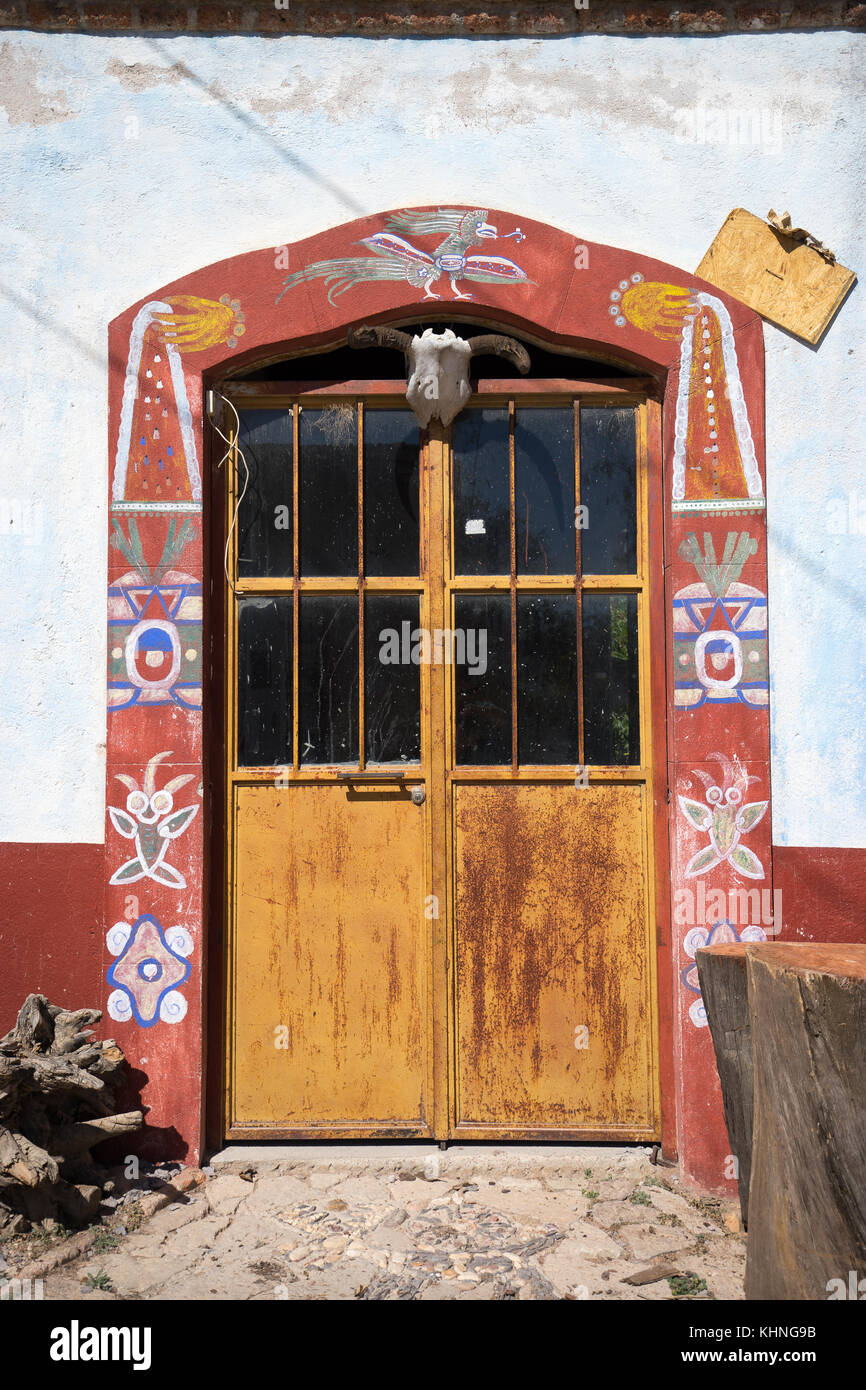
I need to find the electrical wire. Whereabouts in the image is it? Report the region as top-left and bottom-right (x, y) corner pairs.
(206, 390), (249, 593)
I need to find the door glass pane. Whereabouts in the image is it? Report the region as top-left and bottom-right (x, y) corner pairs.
(582, 593), (640, 765)
(236, 410), (293, 578)
(364, 594), (421, 764)
(299, 407), (358, 576)
(299, 596), (359, 763)
(237, 596), (291, 767)
(580, 407), (637, 574)
(453, 408), (510, 575)
(454, 594), (511, 765)
(364, 410), (419, 576)
(515, 408), (575, 575)
(517, 594), (578, 764)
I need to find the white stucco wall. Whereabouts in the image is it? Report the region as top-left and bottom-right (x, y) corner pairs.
(0, 30), (862, 844)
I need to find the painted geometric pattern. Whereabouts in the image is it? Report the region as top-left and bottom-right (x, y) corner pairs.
(108, 568), (202, 710)
(674, 581), (768, 707)
(674, 530), (768, 709)
(106, 913), (193, 1028)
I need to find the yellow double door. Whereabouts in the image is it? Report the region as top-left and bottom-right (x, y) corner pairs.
(226, 399), (659, 1141)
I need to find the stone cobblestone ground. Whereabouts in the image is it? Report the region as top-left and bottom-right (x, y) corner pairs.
(7, 1148), (746, 1302)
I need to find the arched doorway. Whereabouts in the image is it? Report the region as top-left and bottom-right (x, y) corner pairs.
(105, 208), (770, 1184)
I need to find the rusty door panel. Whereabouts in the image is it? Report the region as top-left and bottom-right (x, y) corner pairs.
(453, 782), (656, 1135)
(231, 782), (430, 1133)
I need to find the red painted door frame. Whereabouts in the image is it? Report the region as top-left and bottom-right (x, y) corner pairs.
(105, 207), (769, 1189)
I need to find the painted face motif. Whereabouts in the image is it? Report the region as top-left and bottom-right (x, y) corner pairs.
(108, 569), (202, 710)
(132, 622), (177, 684)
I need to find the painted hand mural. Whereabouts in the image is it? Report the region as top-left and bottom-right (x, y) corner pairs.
(152, 294), (245, 353)
(612, 278), (698, 338)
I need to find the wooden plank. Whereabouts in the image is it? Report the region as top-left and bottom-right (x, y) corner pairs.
(745, 943), (866, 1300)
(696, 207), (856, 345)
(695, 943), (754, 1226)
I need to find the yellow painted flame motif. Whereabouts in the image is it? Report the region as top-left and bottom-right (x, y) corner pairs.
(153, 294), (246, 352)
(619, 280), (698, 339)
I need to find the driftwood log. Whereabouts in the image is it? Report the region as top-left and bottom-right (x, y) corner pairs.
(695, 943), (754, 1227)
(0, 994), (142, 1228)
(745, 944), (866, 1300)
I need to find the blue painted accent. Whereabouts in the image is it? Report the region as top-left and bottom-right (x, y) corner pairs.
(106, 912), (190, 1029)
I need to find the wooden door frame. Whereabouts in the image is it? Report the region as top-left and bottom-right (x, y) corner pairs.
(204, 367), (675, 1154)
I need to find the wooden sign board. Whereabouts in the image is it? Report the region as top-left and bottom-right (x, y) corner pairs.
(696, 207), (856, 345)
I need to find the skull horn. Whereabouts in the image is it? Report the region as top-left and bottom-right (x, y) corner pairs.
(466, 334), (531, 375)
(347, 324), (413, 354)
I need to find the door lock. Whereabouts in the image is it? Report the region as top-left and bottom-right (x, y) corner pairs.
(410, 786), (426, 806)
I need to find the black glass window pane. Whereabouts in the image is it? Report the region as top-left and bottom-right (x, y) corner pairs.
(453, 409), (510, 575)
(364, 410), (419, 576)
(299, 408), (357, 576)
(515, 408), (575, 575)
(582, 593), (640, 765)
(516, 594), (578, 764)
(580, 407), (637, 575)
(236, 410), (293, 578)
(298, 596), (358, 764)
(364, 595), (421, 764)
(237, 597), (291, 767)
(454, 594), (511, 765)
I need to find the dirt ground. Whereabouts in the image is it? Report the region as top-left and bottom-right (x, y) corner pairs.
(2, 1147), (745, 1301)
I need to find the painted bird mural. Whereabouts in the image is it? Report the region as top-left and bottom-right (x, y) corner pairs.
(276, 208), (532, 305)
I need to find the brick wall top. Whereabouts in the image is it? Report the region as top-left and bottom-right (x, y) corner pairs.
(1, 2), (864, 38)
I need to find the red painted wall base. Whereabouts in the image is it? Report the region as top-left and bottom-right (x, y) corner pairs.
(3, 839), (864, 1182)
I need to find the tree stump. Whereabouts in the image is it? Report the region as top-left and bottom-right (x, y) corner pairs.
(0, 994), (143, 1228)
(695, 943), (753, 1226)
(745, 944), (866, 1300)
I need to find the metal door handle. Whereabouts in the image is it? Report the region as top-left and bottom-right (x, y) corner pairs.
(337, 771), (409, 781)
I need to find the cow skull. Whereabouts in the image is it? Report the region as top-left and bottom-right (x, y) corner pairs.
(347, 323), (530, 427)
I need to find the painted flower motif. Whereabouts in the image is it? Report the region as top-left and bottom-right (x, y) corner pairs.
(106, 914), (192, 1028)
(108, 751), (198, 889)
(678, 753), (767, 879)
(680, 918), (767, 1028)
